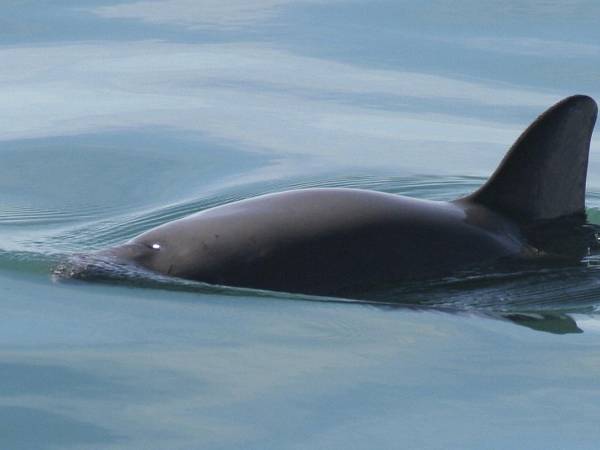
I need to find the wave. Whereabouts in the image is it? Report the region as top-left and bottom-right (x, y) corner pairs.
(4, 173), (600, 316)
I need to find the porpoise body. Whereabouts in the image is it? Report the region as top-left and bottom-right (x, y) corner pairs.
(77, 95), (599, 298)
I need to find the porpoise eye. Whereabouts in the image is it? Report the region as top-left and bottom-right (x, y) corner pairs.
(151, 243), (161, 250)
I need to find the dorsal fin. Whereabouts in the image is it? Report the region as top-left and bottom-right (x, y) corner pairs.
(467, 95), (597, 223)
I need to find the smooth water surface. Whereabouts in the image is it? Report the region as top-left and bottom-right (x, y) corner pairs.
(2, 1), (600, 449)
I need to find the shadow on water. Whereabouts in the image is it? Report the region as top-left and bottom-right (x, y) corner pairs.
(4, 174), (600, 335)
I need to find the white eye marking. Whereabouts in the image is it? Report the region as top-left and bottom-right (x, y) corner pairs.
(152, 243), (161, 250)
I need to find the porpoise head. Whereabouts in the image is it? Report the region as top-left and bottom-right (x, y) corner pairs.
(109, 228), (182, 276)
(54, 227), (184, 280)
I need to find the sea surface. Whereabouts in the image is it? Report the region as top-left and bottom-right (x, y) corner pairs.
(2, 1), (600, 449)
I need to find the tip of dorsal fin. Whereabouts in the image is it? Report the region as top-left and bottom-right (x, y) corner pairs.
(467, 95), (597, 223)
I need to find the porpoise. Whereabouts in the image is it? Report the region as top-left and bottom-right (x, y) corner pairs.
(66, 95), (598, 298)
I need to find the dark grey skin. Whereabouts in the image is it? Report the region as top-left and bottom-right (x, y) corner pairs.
(91, 95), (598, 298)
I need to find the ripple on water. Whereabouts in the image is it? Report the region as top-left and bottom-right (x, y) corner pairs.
(0, 203), (110, 226)
(3, 173), (600, 315)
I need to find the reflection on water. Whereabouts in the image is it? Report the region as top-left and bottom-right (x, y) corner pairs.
(2, 0), (600, 448)
(4, 269), (600, 449)
(0, 406), (118, 450)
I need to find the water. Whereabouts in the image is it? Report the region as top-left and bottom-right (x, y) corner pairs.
(2, 1), (600, 448)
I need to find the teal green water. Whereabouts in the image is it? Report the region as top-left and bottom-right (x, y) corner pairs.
(2, 1), (600, 449)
